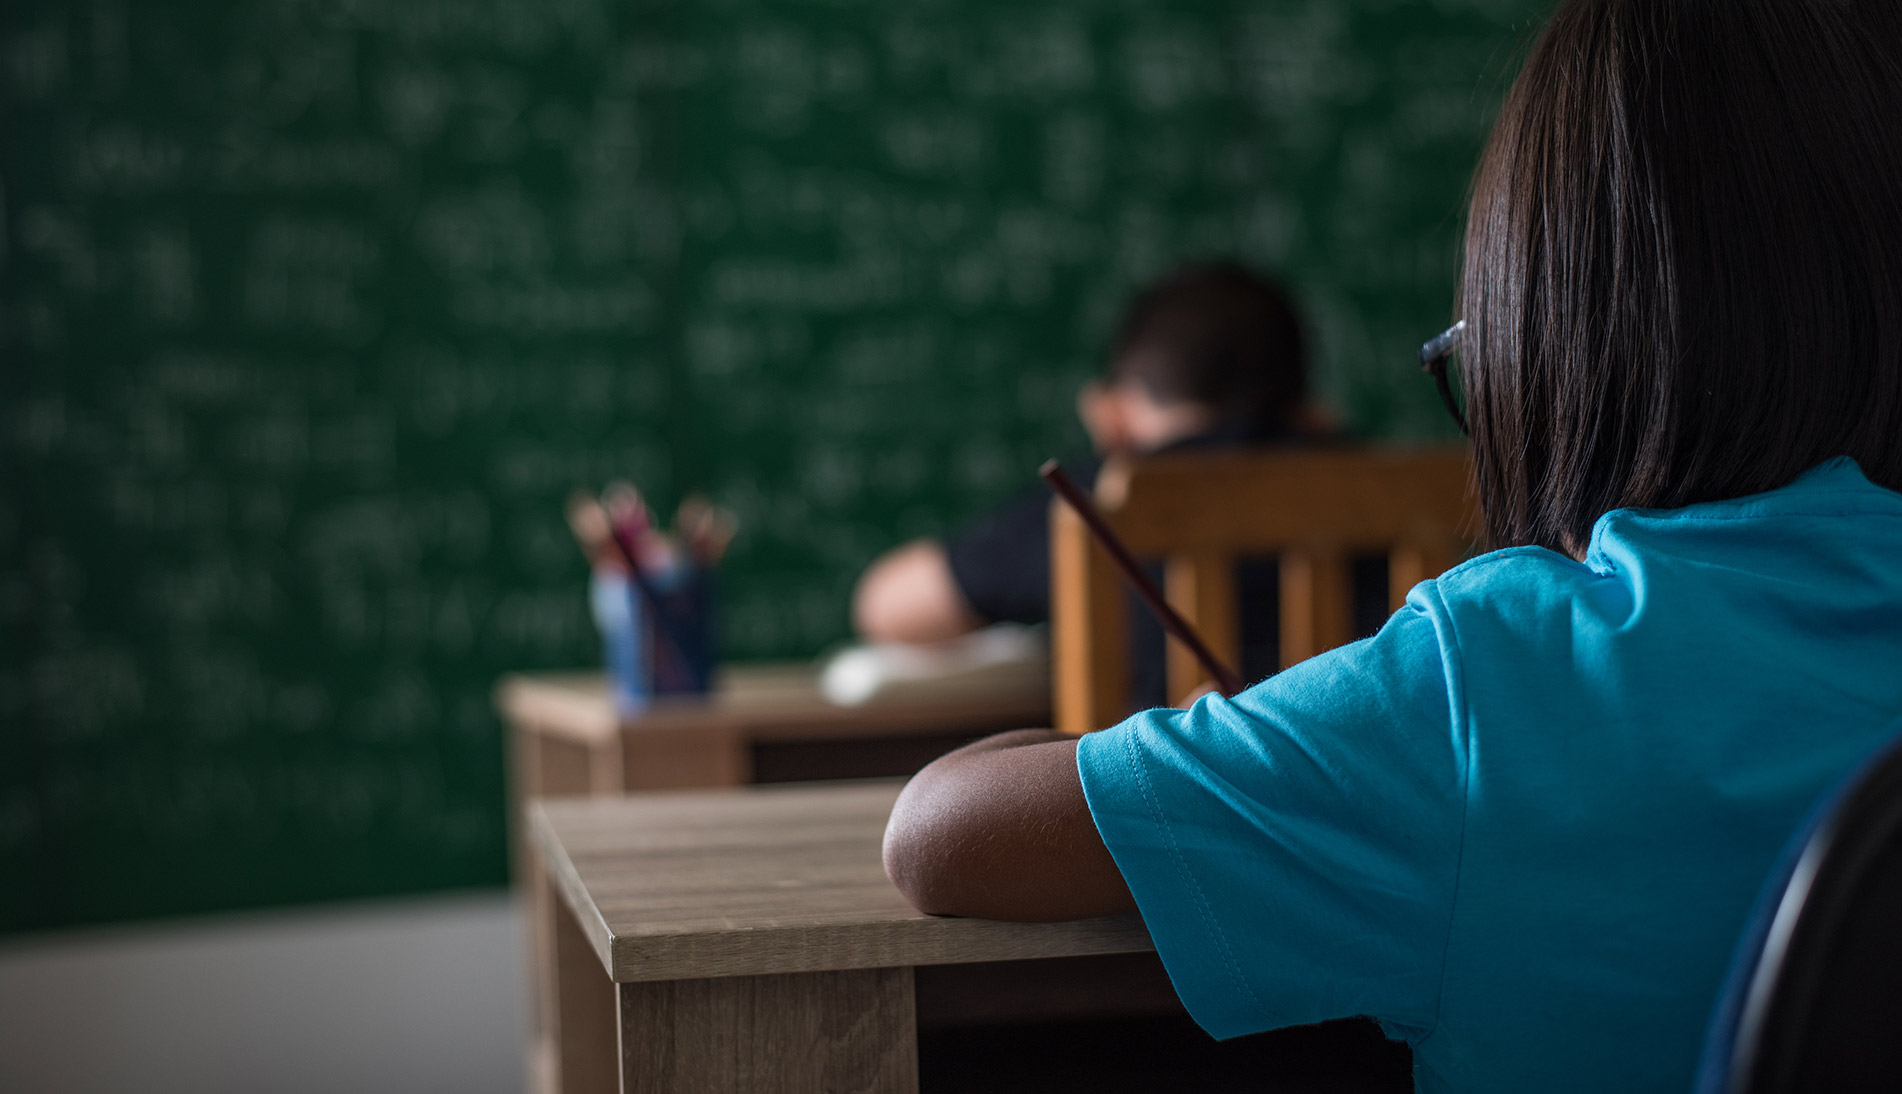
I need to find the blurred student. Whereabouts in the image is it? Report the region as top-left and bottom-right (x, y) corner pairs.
(854, 262), (1373, 706)
(882, 1), (1902, 1091)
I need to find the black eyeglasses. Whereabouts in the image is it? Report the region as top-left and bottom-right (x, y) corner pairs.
(1418, 320), (1468, 435)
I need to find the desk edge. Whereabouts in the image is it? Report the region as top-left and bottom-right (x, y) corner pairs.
(496, 670), (1050, 744)
(605, 914), (1156, 984)
(527, 800), (617, 977)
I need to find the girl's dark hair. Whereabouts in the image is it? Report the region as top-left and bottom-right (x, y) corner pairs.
(1110, 261), (1308, 435)
(1461, 0), (1902, 551)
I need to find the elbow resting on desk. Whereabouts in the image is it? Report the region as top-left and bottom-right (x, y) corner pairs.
(882, 729), (1138, 922)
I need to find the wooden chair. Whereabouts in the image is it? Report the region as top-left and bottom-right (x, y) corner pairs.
(1050, 446), (1478, 735)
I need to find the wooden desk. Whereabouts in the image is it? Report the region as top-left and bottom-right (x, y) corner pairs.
(498, 664), (1051, 798)
(528, 780), (1154, 1094)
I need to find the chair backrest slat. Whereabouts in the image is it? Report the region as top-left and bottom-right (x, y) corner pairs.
(1164, 550), (1240, 705)
(1388, 541), (1458, 615)
(1279, 549), (1355, 671)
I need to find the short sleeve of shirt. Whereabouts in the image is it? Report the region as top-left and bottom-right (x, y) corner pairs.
(1076, 589), (1470, 1042)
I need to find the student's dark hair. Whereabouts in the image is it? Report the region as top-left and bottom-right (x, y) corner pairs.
(1460, 0), (1902, 552)
(1110, 261), (1308, 434)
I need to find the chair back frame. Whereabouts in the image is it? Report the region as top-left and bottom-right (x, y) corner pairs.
(1049, 446), (1477, 735)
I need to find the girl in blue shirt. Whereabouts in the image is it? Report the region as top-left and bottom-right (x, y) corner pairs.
(882, 2), (1902, 1091)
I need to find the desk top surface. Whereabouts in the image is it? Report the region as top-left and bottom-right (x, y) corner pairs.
(531, 780), (1153, 984)
(497, 664), (1050, 744)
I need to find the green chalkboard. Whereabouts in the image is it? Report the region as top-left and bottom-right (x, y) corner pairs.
(1, 0), (1543, 934)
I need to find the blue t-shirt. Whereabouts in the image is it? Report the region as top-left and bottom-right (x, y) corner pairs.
(1077, 457), (1902, 1094)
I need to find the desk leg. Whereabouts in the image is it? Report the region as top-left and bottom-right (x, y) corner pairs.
(619, 968), (918, 1093)
(526, 734), (612, 1091)
(541, 873), (619, 1094)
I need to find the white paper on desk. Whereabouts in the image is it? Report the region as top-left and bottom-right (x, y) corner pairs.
(818, 624), (1050, 707)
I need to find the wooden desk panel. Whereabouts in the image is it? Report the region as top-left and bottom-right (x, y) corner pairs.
(529, 781), (1154, 1094)
(498, 665), (1051, 747)
(499, 666), (1050, 801)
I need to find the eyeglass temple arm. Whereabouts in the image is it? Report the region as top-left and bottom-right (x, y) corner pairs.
(1419, 319), (1466, 369)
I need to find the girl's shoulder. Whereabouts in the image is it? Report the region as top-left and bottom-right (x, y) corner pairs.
(1414, 544), (1608, 631)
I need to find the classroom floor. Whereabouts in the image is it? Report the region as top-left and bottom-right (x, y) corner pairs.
(920, 1014), (1412, 1094)
(0, 892), (524, 1094)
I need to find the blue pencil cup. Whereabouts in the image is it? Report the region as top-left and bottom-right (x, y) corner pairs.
(590, 562), (717, 716)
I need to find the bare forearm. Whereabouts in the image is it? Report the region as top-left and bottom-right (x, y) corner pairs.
(882, 729), (1136, 922)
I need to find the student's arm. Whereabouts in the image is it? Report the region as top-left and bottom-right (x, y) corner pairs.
(882, 729), (1137, 921)
(852, 538), (986, 644)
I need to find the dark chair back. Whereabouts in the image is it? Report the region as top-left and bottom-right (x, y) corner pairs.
(1697, 729), (1902, 1093)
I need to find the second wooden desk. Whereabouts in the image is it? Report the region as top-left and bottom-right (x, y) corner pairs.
(498, 664), (1051, 796)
